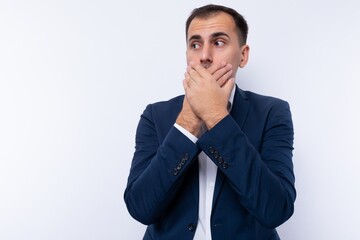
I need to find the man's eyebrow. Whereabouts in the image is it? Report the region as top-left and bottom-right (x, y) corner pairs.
(187, 32), (230, 42)
(188, 35), (202, 42)
(211, 32), (230, 39)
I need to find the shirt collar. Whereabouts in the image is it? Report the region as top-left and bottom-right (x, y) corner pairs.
(228, 84), (236, 111)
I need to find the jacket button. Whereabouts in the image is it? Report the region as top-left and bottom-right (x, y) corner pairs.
(173, 168), (179, 176)
(188, 223), (196, 231)
(209, 147), (215, 154)
(218, 157), (224, 164)
(222, 162), (228, 169)
(213, 151), (219, 159)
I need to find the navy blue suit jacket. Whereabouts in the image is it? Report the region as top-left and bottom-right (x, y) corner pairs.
(124, 86), (296, 240)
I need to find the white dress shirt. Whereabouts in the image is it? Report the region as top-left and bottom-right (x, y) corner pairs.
(174, 86), (235, 240)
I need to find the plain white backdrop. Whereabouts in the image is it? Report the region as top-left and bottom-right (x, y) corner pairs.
(1, 0), (359, 239)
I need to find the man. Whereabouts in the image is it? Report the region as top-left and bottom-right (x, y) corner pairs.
(124, 4), (296, 240)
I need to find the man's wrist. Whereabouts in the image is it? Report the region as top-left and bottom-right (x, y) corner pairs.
(203, 111), (229, 130)
(176, 112), (202, 137)
(174, 123), (198, 143)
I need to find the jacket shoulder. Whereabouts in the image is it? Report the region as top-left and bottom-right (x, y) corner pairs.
(144, 95), (183, 118)
(241, 90), (290, 111)
(150, 95), (184, 110)
(243, 90), (287, 103)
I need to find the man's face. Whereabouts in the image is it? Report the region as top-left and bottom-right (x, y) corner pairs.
(186, 12), (249, 77)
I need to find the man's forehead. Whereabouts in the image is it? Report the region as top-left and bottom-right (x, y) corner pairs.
(187, 13), (237, 39)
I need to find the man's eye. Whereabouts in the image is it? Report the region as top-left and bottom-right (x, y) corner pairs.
(191, 43), (200, 49)
(215, 41), (225, 46)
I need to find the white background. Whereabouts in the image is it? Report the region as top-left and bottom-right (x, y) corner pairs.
(1, 0), (359, 239)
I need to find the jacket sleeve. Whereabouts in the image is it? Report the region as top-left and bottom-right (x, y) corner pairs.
(124, 104), (200, 225)
(197, 100), (296, 228)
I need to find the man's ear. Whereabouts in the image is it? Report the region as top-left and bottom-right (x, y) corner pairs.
(239, 44), (250, 68)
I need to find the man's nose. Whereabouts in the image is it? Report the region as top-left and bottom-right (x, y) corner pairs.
(200, 45), (212, 68)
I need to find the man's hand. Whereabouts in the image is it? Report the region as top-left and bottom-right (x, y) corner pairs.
(183, 62), (234, 130)
(207, 61), (233, 87)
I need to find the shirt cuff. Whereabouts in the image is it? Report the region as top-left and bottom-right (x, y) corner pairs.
(174, 123), (198, 144)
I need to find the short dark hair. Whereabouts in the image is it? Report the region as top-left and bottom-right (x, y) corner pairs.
(185, 4), (248, 46)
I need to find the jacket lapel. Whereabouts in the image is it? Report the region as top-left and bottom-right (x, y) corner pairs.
(229, 87), (250, 130)
(212, 86), (250, 208)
